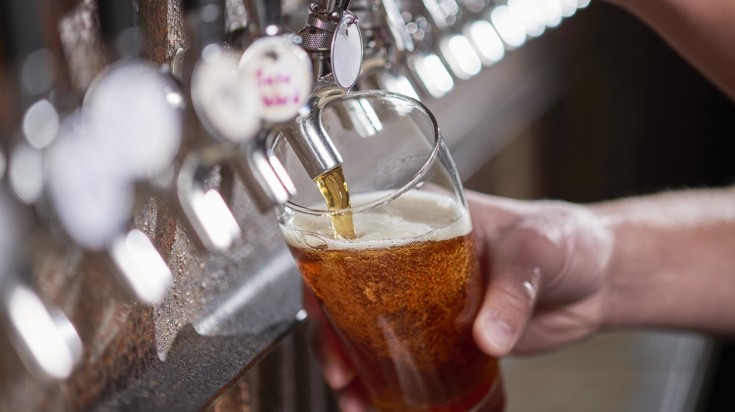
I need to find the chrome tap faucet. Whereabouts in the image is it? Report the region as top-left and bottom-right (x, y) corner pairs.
(0, 0), (84, 378)
(0, 0), (84, 381)
(281, 0), (364, 181)
(182, 0), (306, 219)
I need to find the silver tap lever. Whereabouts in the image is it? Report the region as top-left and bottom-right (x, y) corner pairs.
(176, 146), (243, 251)
(298, 1), (363, 90)
(42, 0), (177, 303)
(285, 87), (345, 179)
(2, 0), (171, 306)
(91, 0), (241, 256)
(181, 0), (253, 241)
(0, 0), (171, 322)
(184, 0), (304, 214)
(0, 279), (84, 380)
(285, 0), (364, 179)
(237, 0), (314, 201)
(236, 129), (296, 210)
(0, 188), (83, 380)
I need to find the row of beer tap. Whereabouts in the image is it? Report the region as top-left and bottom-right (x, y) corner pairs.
(0, 0), (590, 382)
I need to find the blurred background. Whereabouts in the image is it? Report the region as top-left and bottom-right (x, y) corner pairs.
(0, 0), (734, 411)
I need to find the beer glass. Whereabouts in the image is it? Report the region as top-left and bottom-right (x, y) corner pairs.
(273, 91), (505, 411)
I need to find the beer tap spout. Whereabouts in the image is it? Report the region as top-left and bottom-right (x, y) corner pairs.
(283, 0), (364, 180)
(284, 87), (345, 180)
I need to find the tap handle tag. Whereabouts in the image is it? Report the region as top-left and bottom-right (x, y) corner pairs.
(331, 13), (363, 90)
(239, 36), (312, 123)
(192, 46), (261, 143)
(48, 61), (183, 249)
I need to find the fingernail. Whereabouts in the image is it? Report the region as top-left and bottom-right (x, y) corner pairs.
(483, 317), (515, 352)
(323, 350), (355, 389)
(339, 390), (367, 412)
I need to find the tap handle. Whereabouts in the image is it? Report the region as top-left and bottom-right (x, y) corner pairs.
(238, 36), (313, 124)
(299, 1), (363, 90)
(237, 132), (296, 211)
(46, 64), (179, 304)
(107, 229), (173, 305)
(1, 189), (83, 380)
(1, 279), (83, 380)
(176, 147), (243, 250)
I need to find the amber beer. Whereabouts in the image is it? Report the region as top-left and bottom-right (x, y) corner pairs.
(281, 190), (505, 411)
(314, 165), (356, 239)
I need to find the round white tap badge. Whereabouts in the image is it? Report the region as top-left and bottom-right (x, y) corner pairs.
(83, 61), (182, 180)
(239, 36), (313, 123)
(192, 45), (260, 143)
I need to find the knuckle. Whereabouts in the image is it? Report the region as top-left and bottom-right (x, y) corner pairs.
(493, 279), (535, 315)
(502, 223), (567, 276)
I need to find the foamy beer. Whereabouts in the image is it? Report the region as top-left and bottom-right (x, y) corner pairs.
(274, 91), (505, 411)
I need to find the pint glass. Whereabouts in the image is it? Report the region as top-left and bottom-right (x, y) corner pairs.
(274, 91), (505, 411)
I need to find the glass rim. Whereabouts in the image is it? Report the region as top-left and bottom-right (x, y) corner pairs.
(278, 90), (442, 217)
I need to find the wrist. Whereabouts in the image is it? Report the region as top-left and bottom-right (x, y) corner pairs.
(583, 203), (629, 332)
(594, 214), (656, 331)
(590, 187), (735, 335)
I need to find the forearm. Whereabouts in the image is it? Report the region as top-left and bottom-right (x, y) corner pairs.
(608, 0), (735, 101)
(594, 186), (735, 335)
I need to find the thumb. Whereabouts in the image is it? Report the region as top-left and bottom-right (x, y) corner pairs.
(473, 224), (564, 357)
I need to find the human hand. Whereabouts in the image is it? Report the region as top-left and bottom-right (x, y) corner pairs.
(305, 190), (615, 410)
(467, 190), (614, 356)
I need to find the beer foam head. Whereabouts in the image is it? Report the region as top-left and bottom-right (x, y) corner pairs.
(281, 190), (471, 250)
